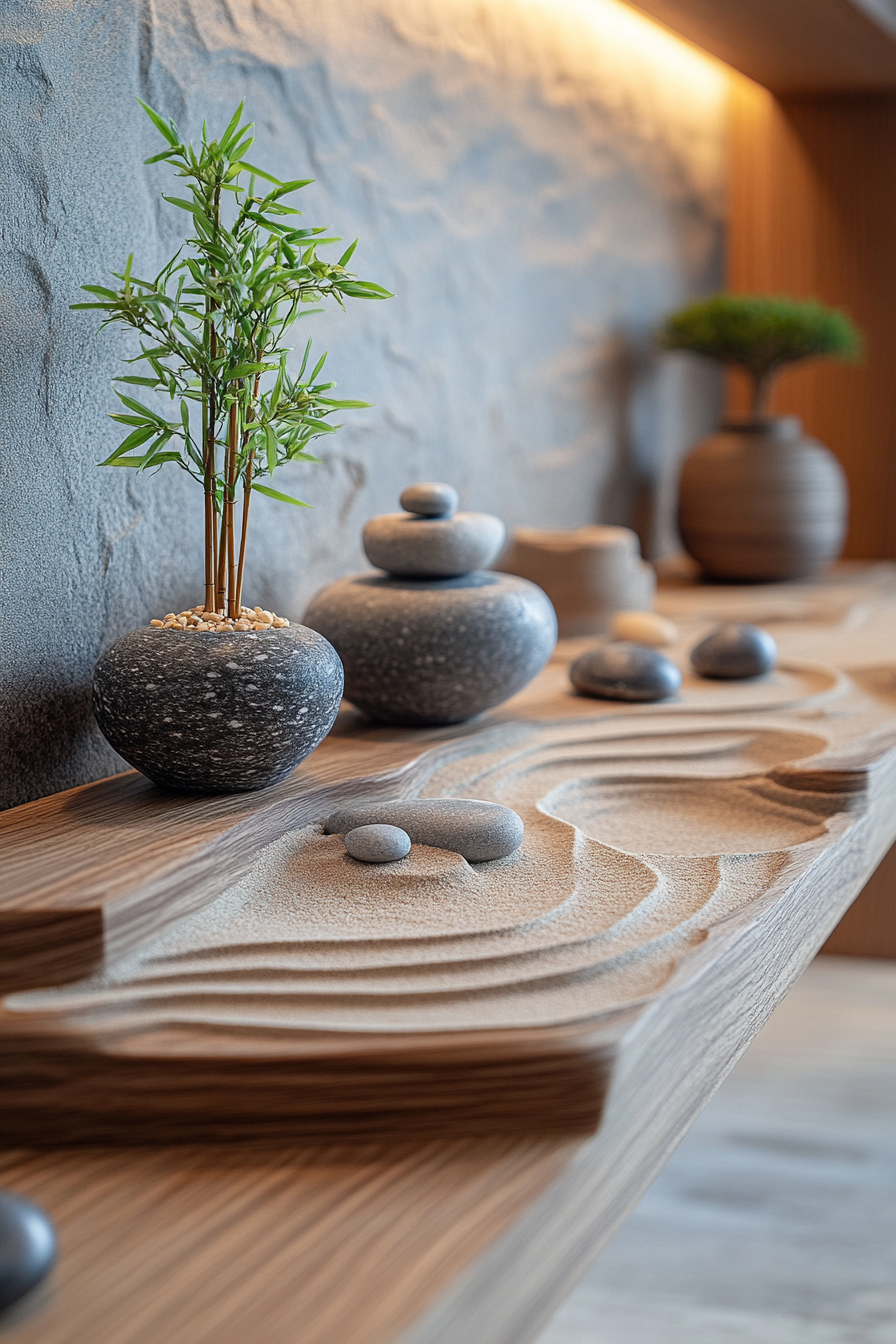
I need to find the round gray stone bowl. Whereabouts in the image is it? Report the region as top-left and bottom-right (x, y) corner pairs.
(304, 571), (557, 726)
(93, 625), (344, 793)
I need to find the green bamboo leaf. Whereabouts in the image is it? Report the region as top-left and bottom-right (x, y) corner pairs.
(227, 362), (274, 379)
(136, 99), (179, 147)
(104, 457), (147, 468)
(218, 103), (246, 153)
(265, 179), (313, 202)
(114, 391), (165, 420)
(337, 240), (358, 267)
(162, 195), (205, 216)
(109, 413), (155, 427)
(80, 284), (119, 298)
(263, 423), (278, 475)
(318, 398), (372, 409)
(99, 425), (157, 462)
(144, 149), (178, 165)
(228, 136), (254, 163)
(251, 482), (311, 507)
(114, 375), (160, 386)
(336, 280), (394, 299)
(236, 161), (280, 184)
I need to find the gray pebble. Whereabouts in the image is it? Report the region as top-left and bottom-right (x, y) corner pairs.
(570, 641), (682, 702)
(0, 1190), (57, 1312)
(400, 482), (459, 518)
(691, 623), (777, 680)
(344, 824), (412, 863)
(325, 798), (524, 863)
(362, 512), (506, 578)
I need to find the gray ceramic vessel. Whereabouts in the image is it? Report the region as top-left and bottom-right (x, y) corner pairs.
(93, 625), (343, 792)
(304, 570), (555, 726)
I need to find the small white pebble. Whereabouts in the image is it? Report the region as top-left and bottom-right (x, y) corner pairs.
(609, 610), (678, 648)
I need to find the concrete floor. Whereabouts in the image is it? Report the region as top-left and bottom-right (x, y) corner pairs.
(537, 956), (896, 1344)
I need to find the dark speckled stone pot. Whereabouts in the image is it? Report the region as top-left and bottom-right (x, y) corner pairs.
(93, 625), (343, 793)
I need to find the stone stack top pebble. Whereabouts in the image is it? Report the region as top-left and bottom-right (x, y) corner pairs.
(363, 482), (506, 578)
(399, 482), (459, 518)
(149, 606), (291, 633)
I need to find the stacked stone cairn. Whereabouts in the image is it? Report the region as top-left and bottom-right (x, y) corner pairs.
(304, 482), (557, 725)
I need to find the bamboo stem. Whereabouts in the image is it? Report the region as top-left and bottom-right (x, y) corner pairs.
(226, 400), (238, 617)
(233, 372), (261, 616)
(234, 451), (254, 615)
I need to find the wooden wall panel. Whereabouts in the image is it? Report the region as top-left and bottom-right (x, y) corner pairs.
(728, 80), (896, 558)
(822, 837), (896, 958)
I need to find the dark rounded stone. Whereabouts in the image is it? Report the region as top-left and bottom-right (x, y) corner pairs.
(0, 1191), (56, 1312)
(362, 512), (506, 578)
(570, 642), (682, 702)
(399, 482), (459, 518)
(326, 798), (524, 862)
(304, 571), (557, 726)
(93, 625), (344, 793)
(344, 824), (412, 863)
(691, 623), (778, 680)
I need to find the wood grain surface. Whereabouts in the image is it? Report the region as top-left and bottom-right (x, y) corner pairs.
(0, 732), (445, 992)
(630, 0), (896, 93)
(2, 568), (896, 1343)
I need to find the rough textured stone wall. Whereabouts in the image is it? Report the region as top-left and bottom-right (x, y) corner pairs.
(0, 0), (727, 807)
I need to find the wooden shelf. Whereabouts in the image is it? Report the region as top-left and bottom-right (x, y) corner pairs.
(3, 569), (896, 1342)
(630, 0), (896, 93)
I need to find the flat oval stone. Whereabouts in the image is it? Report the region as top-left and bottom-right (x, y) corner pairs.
(609, 610), (678, 647)
(0, 1191), (57, 1312)
(325, 798), (524, 862)
(400, 482), (459, 518)
(363, 512), (506, 578)
(691, 623), (777, 679)
(570, 642), (682, 702)
(344, 824), (412, 863)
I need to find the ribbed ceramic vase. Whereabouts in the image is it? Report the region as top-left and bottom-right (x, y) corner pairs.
(677, 416), (848, 581)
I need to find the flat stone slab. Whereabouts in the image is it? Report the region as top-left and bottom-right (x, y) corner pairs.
(324, 798), (525, 862)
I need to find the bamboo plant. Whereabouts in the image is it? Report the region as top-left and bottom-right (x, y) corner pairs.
(73, 101), (391, 617)
(661, 294), (861, 418)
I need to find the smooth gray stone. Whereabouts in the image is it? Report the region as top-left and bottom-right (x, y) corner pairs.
(399, 482), (459, 518)
(362, 512), (506, 578)
(570, 641), (682, 702)
(325, 798), (524, 862)
(691, 623), (777, 680)
(0, 1191), (57, 1312)
(304, 570), (557, 725)
(93, 625), (344, 793)
(344, 823), (412, 863)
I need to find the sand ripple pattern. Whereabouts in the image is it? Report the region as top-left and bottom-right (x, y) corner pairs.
(11, 687), (850, 1036)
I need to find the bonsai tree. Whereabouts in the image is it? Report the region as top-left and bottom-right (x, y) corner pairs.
(73, 101), (390, 618)
(660, 294), (861, 418)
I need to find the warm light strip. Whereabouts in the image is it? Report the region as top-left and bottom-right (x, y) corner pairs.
(517, 0), (733, 90)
